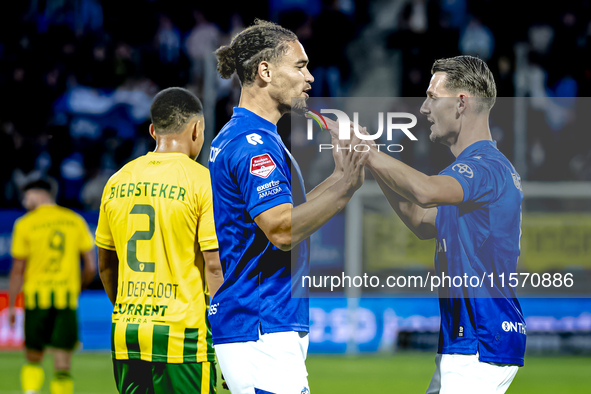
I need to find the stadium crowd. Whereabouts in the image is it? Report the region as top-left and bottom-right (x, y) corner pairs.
(1, 0), (591, 210)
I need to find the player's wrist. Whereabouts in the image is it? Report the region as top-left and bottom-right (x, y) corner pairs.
(335, 175), (359, 197)
(331, 169), (344, 180)
(366, 147), (379, 167)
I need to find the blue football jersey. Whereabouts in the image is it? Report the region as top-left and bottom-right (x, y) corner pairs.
(208, 107), (309, 345)
(435, 140), (526, 365)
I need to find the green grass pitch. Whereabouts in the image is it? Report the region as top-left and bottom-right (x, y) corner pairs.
(0, 351), (589, 393)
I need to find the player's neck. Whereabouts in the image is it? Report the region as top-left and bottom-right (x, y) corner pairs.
(450, 116), (492, 157)
(153, 138), (190, 157)
(33, 201), (55, 210)
(238, 88), (282, 124)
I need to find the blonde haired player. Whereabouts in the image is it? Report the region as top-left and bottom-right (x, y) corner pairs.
(96, 87), (223, 393)
(9, 179), (96, 394)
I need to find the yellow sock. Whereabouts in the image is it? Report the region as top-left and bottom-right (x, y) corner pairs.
(21, 363), (45, 393)
(50, 371), (73, 394)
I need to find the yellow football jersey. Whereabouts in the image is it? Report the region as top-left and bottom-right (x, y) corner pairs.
(95, 151), (218, 364)
(11, 205), (94, 310)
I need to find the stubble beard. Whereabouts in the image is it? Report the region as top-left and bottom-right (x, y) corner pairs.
(429, 127), (440, 143)
(290, 96), (308, 116)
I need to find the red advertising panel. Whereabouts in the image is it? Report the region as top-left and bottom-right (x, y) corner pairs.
(0, 292), (24, 349)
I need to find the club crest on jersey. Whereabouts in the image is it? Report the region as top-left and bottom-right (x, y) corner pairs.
(250, 154), (276, 178)
(452, 163), (473, 178)
(511, 172), (522, 190)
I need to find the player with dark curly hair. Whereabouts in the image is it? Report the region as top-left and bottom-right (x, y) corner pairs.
(209, 19), (366, 394)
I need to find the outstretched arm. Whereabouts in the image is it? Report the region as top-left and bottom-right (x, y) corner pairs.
(255, 179), (357, 251)
(255, 134), (367, 251)
(369, 167), (437, 240)
(367, 148), (463, 208)
(305, 118), (353, 201)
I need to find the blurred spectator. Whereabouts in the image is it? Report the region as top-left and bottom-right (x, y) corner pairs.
(439, 0), (467, 30)
(81, 171), (112, 210)
(494, 56), (514, 97)
(74, 0), (104, 37)
(310, 0), (355, 97)
(215, 13), (245, 105)
(408, 0), (428, 34)
(388, 0), (431, 97)
(112, 42), (137, 85)
(185, 10), (221, 87)
(155, 14), (181, 65)
(269, 0), (321, 22)
(459, 16), (494, 61)
(59, 152), (85, 207)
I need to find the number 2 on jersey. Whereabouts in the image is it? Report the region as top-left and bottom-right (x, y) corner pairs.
(127, 204), (155, 272)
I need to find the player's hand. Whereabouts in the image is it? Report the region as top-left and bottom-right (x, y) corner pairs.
(322, 116), (368, 190)
(323, 116), (340, 141)
(325, 118), (367, 175)
(355, 125), (377, 153)
(324, 118), (375, 153)
(341, 133), (368, 193)
(8, 307), (16, 329)
(323, 117), (346, 176)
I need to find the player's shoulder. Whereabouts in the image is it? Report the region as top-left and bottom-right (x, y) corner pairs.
(454, 143), (505, 169)
(178, 157), (212, 183)
(13, 211), (32, 230)
(470, 146), (515, 175)
(54, 205), (88, 225)
(15, 205), (56, 226)
(218, 130), (284, 166)
(443, 151), (496, 182)
(178, 155), (209, 172)
(107, 155), (147, 183)
(216, 127), (280, 148)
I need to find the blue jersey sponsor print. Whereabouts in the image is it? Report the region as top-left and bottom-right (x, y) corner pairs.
(208, 108), (309, 345)
(435, 140), (526, 365)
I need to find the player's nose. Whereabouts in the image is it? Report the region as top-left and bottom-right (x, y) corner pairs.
(420, 98), (430, 115)
(305, 68), (314, 83)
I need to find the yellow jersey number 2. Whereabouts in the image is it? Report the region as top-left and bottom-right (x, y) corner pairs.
(126, 204), (156, 273)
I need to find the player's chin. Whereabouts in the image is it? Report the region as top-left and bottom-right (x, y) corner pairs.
(291, 97), (308, 115)
(429, 130), (438, 143)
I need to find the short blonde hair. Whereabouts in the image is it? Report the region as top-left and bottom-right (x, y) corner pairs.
(431, 55), (497, 112)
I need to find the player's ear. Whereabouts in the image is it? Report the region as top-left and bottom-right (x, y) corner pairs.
(192, 116), (204, 142)
(192, 122), (197, 142)
(149, 124), (157, 141)
(257, 61), (272, 83)
(458, 94), (468, 114)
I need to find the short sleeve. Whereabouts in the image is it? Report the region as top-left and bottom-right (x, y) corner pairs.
(11, 219), (29, 259)
(95, 181), (116, 251)
(77, 216), (94, 252)
(229, 133), (293, 219)
(440, 159), (499, 205)
(197, 177), (219, 252)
